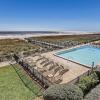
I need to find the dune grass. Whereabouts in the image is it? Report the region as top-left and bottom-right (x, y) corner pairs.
(0, 65), (41, 100)
(31, 34), (100, 43)
(0, 39), (39, 54)
(0, 39), (39, 62)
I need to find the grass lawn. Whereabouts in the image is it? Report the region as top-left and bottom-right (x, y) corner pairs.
(0, 65), (40, 100)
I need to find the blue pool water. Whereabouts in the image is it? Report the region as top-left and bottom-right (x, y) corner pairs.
(56, 45), (100, 67)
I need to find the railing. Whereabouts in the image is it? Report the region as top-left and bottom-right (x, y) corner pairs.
(14, 54), (53, 88)
(13, 54), (92, 88)
(66, 70), (91, 85)
(10, 63), (43, 98)
(29, 39), (64, 49)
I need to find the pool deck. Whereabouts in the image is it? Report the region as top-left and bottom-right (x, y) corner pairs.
(42, 44), (90, 84)
(0, 61), (11, 68)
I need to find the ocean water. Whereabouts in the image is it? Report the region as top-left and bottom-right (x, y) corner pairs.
(0, 31), (59, 35)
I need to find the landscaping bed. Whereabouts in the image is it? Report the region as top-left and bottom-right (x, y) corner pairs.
(84, 83), (100, 100)
(0, 39), (39, 62)
(43, 71), (100, 100)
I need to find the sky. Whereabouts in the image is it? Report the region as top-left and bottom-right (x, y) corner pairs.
(0, 0), (100, 32)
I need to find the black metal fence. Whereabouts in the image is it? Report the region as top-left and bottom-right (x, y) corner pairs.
(13, 54), (53, 88)
(13, 54), (91, 88)
(66, 70), (91, 85)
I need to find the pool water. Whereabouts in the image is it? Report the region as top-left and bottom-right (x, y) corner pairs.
(56, 45), (100, 67)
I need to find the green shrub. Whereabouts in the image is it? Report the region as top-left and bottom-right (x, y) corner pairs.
(96, 71), (100, 80)
(83, 83), (100, 100)
(78, 72), (99, 94)
(43, 84), (83, 100)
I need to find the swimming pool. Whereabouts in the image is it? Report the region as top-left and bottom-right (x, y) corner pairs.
(56, 45), (100, 67)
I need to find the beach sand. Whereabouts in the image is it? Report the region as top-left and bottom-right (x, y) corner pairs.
(0, 31), (93, 39)
(0, 33), (67, 39)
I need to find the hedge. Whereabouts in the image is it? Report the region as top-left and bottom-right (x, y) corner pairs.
(84, 83), (100, 100)
(43, 72), (100, 100)
(96, 71), (100, 80)
(77, 72), (99, 94)
(43, 84), (83, 100)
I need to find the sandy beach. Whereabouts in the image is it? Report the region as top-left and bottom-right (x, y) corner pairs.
(0, 32), (93, 39)
(0, 33), (64, 39)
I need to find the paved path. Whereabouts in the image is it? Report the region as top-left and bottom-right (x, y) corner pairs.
(0, 61), (11, 67)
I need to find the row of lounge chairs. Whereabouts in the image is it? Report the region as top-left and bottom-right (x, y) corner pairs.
(34, 55), (69, 84)
(23, 55), (69, 84)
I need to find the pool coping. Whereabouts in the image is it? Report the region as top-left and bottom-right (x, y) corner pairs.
(54, 54), (92, 69)
(53, 44), (96, 69)
(42, 44), (91, 84)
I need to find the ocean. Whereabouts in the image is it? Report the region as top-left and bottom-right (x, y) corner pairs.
(0, 31), (59, 35)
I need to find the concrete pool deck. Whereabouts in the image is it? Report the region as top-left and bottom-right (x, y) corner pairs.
(42, 45), (90, 84)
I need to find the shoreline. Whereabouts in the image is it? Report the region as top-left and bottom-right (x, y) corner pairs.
(0, 33), (68, 39)
(0, 34), (64, 39)
(0, 32), (95, 39)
